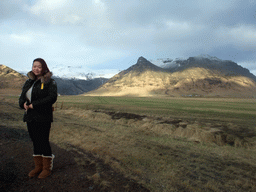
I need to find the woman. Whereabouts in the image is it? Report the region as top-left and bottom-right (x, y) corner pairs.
(19, 58), (57, 179)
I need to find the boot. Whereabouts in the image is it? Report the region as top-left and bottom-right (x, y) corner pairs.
(28, 155), (43, 177)
(38, 155), (54, 179)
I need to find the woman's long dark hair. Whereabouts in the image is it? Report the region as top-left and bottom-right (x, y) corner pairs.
(33, 58), (50, 75)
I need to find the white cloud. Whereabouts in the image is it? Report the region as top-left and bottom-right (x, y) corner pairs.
(216, 24), (256, 51)
(165, 21), (191, 30)
(94, 0), (105, 8)
(63, 14), (82, 24)
(28, 0), (69, 24)
(10, 34), (33, 44)
(197, 0), (240, 12)
(0, 0), (23, 17)
(1, 0), (256, 76)
(26, 0), (107, 25)
(0, 31), (45, 45)
(229, 25), (256, 48)
(29, 0), (68, 14)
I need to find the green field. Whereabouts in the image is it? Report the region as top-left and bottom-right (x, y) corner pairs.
(56, 96), (256, 127)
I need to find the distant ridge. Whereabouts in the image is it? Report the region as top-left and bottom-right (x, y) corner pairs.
(86, 56), (256, 98)
(0, 65), (108, 95)
(53, 76), (108, 95)
(165, 56), (256, 81)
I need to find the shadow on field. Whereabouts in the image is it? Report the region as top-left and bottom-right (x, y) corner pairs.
(0, 125), (150, 192)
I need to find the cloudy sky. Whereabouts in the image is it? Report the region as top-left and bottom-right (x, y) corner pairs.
(1, 0), (256, 77)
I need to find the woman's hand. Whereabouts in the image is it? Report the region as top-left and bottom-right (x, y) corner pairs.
(24, 103), (29, 111)
(24, 103), (33, 111)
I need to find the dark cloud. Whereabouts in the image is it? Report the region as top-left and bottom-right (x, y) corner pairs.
(0, 0), (255, 75)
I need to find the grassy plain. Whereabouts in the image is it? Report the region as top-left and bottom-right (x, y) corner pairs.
(56, 96), (256, 127)
(56, 96), (256, 191)
(2, 95), (256, 191)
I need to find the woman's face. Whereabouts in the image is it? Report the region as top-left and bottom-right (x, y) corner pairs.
(32, 61), (43, 76)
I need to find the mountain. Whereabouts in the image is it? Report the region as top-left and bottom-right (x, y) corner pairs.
(0, 65), (28, 94)
(86, 56), (256, 97)
(50, 65), (118, 79)
(150, 55), (256, 80)
(54, 77), (108, 95)
(18, 65), (119, 80)
(0, 65), (108, 95)
(153, 55), (256, 81)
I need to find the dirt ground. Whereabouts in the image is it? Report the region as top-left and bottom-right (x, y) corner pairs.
(0, 98), (150, 192)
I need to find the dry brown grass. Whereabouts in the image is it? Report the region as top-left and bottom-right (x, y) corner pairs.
(2, 94), (256, 191)
(0, 88), (22, 95)
(48, 106), (256, 191)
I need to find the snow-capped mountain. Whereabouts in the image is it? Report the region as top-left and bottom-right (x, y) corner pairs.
(17, 54), (251, 81)
(89, 56), (256, 97)
(194, 54), (222, 61)
(17, 64), (119, 80)
(150, 54), (222, 69)
(151, 54), (256, 81)
(51, 65), (119, 80)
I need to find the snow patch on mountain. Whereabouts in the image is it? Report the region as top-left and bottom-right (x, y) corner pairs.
(51, 65), (119, 79)
(150, 57), (187, 69)
(194, 54), (222, 61)
(17, 65), (119, 80)
(151, 54), (224, 69)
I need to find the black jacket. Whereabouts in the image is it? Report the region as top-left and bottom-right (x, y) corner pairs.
(19, 71), (58, 122)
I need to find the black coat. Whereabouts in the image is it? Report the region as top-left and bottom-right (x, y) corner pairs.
(19, 72), (58, 122)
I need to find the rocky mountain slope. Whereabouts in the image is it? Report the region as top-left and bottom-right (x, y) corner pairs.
(0, 65), (27, 93)
(86, 56), (256, 97)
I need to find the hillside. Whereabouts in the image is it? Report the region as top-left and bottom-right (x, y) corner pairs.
(164, 55), (256, 81)
(0, 65), (28, 94)
(86, 56), (256, 97)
